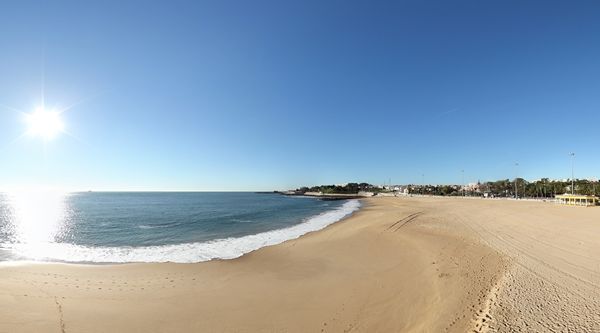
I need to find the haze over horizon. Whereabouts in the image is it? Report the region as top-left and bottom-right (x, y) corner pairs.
(1, 1), (599, 191)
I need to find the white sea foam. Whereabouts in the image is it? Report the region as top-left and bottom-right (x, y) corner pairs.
(4, 199), (361, 263)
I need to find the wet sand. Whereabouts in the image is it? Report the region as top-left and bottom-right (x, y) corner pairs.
(1, 196), (598, 332)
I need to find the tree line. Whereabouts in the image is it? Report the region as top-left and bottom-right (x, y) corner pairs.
(296, 183), (385, 194)
(415, 178), (599, 198)
(295, 179), (600, 198)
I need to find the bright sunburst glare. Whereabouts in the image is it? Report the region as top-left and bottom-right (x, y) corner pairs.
(3, 190), (69, 260)
(25, 107), (65, 140)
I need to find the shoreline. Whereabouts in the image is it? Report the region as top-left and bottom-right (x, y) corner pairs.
(1, 199), (366, 267)
(0, 199), (361, 264)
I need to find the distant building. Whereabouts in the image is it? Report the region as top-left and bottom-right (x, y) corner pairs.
(395, 186), (409, 195)
(555, 194), (598, 206)
(461, 182), (481, 192)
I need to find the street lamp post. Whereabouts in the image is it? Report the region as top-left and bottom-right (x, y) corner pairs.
(461, 170), (465, 197)
(570, 153), (575, 195)
(515, 162), (519, 199)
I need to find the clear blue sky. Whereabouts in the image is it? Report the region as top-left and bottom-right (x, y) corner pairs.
(0, 1), (599, 191)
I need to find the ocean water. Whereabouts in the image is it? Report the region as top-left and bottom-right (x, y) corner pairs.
(0, 192), (360, 263)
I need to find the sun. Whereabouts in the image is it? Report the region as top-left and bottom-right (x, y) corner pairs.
(25, 107), (65, 140)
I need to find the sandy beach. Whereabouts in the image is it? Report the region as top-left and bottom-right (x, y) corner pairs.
(1, 196), (599, 332)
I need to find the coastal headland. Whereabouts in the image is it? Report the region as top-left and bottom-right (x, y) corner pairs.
(1, 197), (599, 332)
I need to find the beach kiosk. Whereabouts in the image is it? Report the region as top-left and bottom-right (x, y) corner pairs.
(555, 194), (599, 206)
